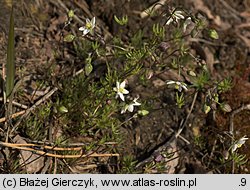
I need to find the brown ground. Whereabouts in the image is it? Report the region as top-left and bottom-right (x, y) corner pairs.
(0, 0), (250, 173)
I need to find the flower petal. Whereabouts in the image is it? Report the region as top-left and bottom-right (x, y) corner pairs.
(82, 29), (90, 36)
(183, 17), (192, 32)
(91, 17), (96, 26)
(166, 18), (173, 25)
(174, 11), (185, 19)
(79, 27), (85, 31)
(116, 81), (120, 89)
(177, 85), (182, 92)
(181, 84), (188, 91)
(238, 137), (248, 145)
(166, 81), (175, 85)
(121, 105), (129, 114)
(133, 102), (141, 106)
(176, 81), (181, 86)
(122, 89), (129, 94)
(86, 18), (91, 23)
(232, 144), (237, 152)
(120, 81), (126, 88)
(128, 104), (134, 112)
(119, 93), (125, 101)
(121, 108), (126, 114)
(133, 98), (141, 106)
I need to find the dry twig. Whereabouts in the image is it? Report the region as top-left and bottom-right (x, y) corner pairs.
(0, 110), (26, 123)
(0, 141), (119, 159)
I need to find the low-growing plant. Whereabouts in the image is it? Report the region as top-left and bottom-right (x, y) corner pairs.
(3, 3), (248, 173)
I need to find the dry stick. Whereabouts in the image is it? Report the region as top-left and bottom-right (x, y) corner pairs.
(53, 157), (57, 174)
(62, 159), (76, 173)
(0, 110), (26, 123)
(0, 98), (28, 109)
(168, 127), (190, 145)
(25, 140), (117, 147)
(0, 142), (119, 159)
(0, 142), (83, 151)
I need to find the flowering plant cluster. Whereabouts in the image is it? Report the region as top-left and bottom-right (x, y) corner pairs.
(57, 6), (248, 173)
(79, 17), (96, 36)
(232, 136), (248, 153)
(113, 81), (141, 114)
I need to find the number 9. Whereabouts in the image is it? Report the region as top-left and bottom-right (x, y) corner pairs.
(241, 178), (246, 186)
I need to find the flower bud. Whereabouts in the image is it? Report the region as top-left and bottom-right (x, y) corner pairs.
(187, 70), (196, 77)
(203, 104), (211, 114)
(220, 103), (232, 113)
(146, 70), (154, 79)
(59, 106), (68, 113)
(68, 10), (74, 18)
(209, 29), (219, 39)
(138, 110), (149, 116)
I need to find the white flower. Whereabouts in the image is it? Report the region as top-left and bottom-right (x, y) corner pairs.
(113, 81), (129, 101)
(183, 17), (192, 32)
(121, 98), (141, 114)
(166, 80), (188, 92)
(232, 136), (248, 153)
(79, 17), (96, 36)
(166, 10), (185, 25)
(173, 11), (185, 19)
